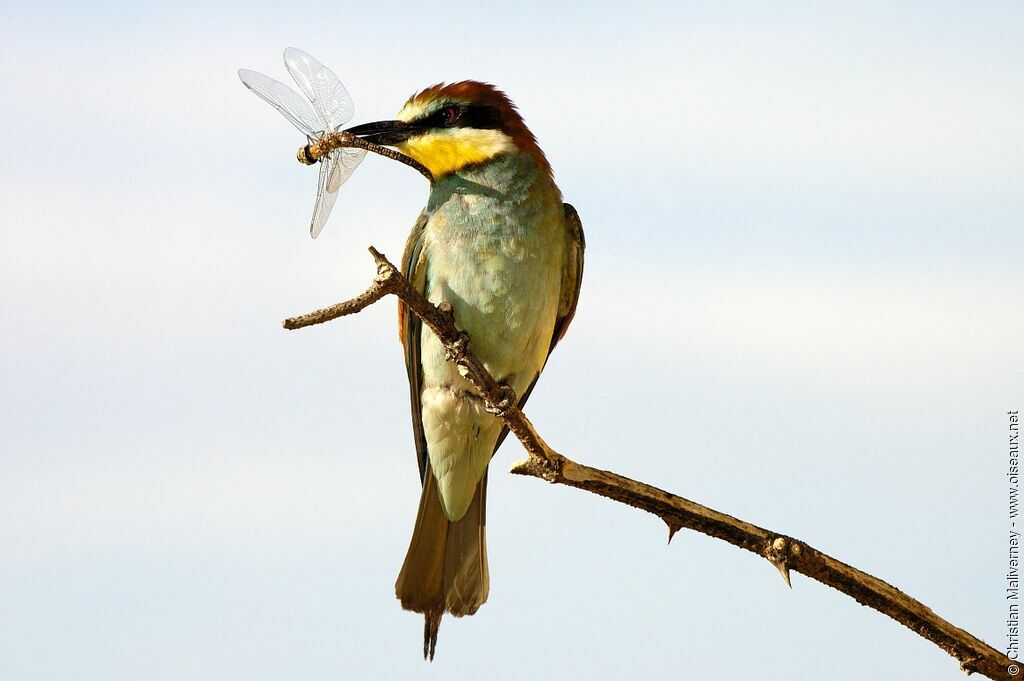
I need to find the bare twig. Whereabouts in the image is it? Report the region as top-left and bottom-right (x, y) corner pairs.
(285, 247), (1018, 681)
(282, 248), (402, 330)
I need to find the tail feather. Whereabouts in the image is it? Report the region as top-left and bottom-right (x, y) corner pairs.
(396, 466), (489, 660)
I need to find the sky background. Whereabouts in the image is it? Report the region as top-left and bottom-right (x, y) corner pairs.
(1, 1), (1022, 679)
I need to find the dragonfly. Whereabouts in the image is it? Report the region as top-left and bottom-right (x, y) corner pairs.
(238, 48), (368, 238)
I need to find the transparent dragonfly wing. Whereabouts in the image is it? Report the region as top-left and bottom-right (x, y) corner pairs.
(310, 153), (338, 238)
(283, 47), (355, 131)
(309, 149), (368, 238)
(332, 148), (368, 190)
(238, 68), (321, 137)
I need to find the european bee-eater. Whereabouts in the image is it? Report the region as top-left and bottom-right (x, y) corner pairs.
(347, 82), (584, 659)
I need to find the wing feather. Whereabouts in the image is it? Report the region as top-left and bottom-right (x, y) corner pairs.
(551, 203), (586, 351)
(400, 212), (431, 480)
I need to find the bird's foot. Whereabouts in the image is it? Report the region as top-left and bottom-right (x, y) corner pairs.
(485, 384), (518, 417)
(444, 331), (471, 363)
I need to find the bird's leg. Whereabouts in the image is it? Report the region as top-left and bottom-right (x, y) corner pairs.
(444, 330), (471, 364)
(484, 384), (518, 417)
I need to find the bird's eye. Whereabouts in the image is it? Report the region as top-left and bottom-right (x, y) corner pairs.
(440, 105), (461, 126)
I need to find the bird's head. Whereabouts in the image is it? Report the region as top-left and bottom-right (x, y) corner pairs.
(345, 81), (550, 180)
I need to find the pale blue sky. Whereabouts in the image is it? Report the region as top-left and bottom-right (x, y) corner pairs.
(1, 2), (1022, 680)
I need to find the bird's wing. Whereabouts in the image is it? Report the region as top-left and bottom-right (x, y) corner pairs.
(492, 202), (586, 453)
(399, 212), (431, 482)
(550, 202), (586, 353)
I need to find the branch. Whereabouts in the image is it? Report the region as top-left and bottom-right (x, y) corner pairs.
(284, 247), (1018, 681)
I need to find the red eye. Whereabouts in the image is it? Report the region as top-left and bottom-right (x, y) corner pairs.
(441, 106), (460, 125)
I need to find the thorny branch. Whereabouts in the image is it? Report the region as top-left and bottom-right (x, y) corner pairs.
(284, 248), (1018, 681)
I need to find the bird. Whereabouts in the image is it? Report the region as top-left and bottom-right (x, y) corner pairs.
(345, 81), (584, 660)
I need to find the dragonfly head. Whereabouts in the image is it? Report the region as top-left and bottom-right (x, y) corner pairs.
(296, 144), (319, 165)
(345, 81), (550, 180)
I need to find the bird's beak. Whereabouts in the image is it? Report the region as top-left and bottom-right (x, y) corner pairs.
(345, 120), (422, 146)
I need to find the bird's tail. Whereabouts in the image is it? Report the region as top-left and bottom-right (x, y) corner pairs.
(395, 465), (489, 661)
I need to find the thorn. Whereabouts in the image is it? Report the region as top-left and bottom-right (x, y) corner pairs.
(766, 536), (793, 588)
(666, 521), (681, 545)
(774, 559), (792, 588)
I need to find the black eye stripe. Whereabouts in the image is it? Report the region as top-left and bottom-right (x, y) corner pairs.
(457, 105), (503, 130)
(420, 104), (503, 131)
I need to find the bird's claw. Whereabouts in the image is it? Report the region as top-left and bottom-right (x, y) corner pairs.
(445, 331), (471, 363)
(485, 384), (517, 417)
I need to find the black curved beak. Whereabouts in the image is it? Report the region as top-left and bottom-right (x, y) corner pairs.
(344, 120), (423, 145)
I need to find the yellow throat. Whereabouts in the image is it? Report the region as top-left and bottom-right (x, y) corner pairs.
(396, 127), (515, 178)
